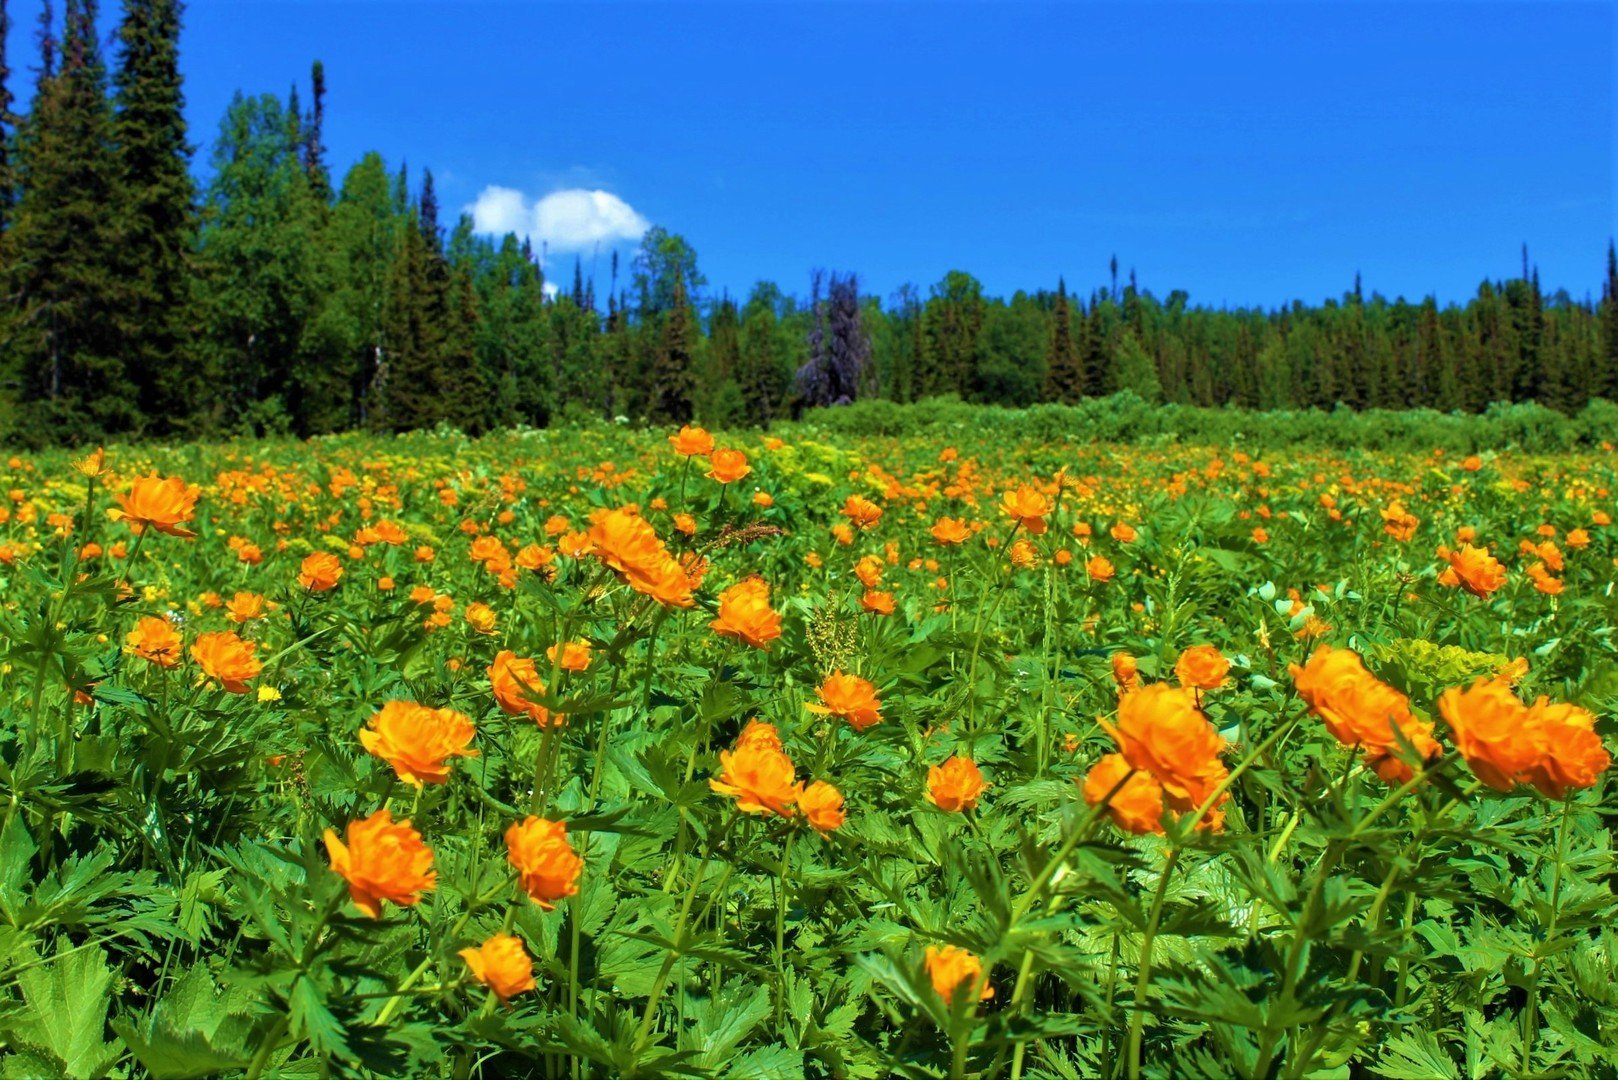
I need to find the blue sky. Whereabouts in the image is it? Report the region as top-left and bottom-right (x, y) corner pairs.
(6, 1), (1614, 307)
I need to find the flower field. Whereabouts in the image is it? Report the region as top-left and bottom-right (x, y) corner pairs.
(0, 424), (1615, 1078)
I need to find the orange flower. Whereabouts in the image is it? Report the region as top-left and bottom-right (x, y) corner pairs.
(1101, 684), (1227, 814)
(1523, 699), (1610, 797)
(1438, 679), (1610, 796)
(505, 816), (583, 909)
(125, 616), (182, 667)
(1109, 522), (1137, 543)
(672, 512), (697, 537)
(111, 474), (199, 538)
(930, 517), (971, 545)
(190, 631), (261, 693)
(587, 508), (694, 608)
(1007, 538), (1039, 569)
(464, 602), (498, 635)
(1174, 645), (1230, 691)
(1289, 645), (1439, 783)
(709, 577), (783, 650)
(668, 424), (715, 457)
(226, 591), (268, 624)
(798, 780), (845, 834)
(807, 671), (883, 731)
(735, 718), (783, 752)
(1082, 753), (1165, 835)
(860, 589), (895, 615)
(924, 944), (993, 1005)
(489, 651), (559, 727)
(546, 640), (592, 672)
(1380, 501), (1419, 542)
(323, 808), (437, 919)
(298, 551), (344, 591)
(999, 485), (1052, 534)
(1436, 678), (1540, 791)
(707, 448), (751, 484)
(459, 933), (537, 1003)
(1110, 652), (1139, 694)
(1086, 555), (1115, 582)
(1436, 543), (1506, 598)
(928, 756), (987, 812)
(359, 700), (478, 788)
(710, 741), (800, 817)
(842, 495), (884, 529)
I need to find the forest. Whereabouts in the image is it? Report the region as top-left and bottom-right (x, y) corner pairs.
(2, 0), (1617, 447)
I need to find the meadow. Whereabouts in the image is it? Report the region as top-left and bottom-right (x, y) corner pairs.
(0, 418), (1614, 1078)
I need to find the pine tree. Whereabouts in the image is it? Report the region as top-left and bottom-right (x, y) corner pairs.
(4, 0), (138, 443)
(1043, 278), (1082, 403)
(112, 0), (195, 428)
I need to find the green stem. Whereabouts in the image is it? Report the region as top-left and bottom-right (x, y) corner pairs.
(1125, 846), (1182, 1079)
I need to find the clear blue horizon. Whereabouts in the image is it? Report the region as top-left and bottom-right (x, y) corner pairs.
(6, 1), (1614, 308)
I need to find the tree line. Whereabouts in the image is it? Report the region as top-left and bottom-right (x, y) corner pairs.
(2, 1), (1616, 446)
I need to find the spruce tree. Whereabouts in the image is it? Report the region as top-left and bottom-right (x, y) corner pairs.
(0, 0), (15, 231)
(648, 275), (696, 422)
(5, 0), (138, 443)
(303, 60), (329, 202)
(113, 0), (195, 427)
(1043, 278), (1082, 403)
(1600, 241), (1618, 402)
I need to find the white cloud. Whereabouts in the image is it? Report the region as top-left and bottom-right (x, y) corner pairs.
(466, 185), (650, 256)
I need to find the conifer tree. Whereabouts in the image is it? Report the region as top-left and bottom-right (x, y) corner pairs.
(113, 0), (195, 427)
(1043, 278), (1082, 403)
(0, 0), (15, 231)
(303, 59), (329, 202)
(5, 0), (137, 443)
(1600, 241), (1618, 402)
(648, 275), (696, 422)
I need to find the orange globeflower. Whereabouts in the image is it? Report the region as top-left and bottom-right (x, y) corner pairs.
(1082, 753), (1166, 835)
(1086, 555), (1115, 583)
(930, 517), (971, 545)
(1110, 522), (1137, 543)
(546, 640), (592, 672)
(711, 740), (800, 817)
(1523, 699), (1610, 798)
(1436, 678), (1539, 792)
(359, 700), (478, 788)
(999, 485), (1052, 534)
(707, 448), (751, 484)
(459, 933), (537, 1003)
(924, 944), (993, 1005)
(191, 631), (262, 693)
(226, 591), (268, 624)
(1102, 684), (1226, 812)
(1380, 502), (1419, 542)
(668, 424), (716, 458)
(489, 651), (558, 727)
(464, 602), (498, 635)
(125, 616), (183, 667)
(1436, 543), (1507, 598)
(1289, 645), (1439, 783)
(586, 508), (694, 608)
(505, 816), (584, 909)
(709, 577), (783, 650)
(1438, 679), (1610, 796)
(298, 551), (344, 591)
(323, 808), (437, 919)
(842, 495), (884, 530)
(1111, 652), (1140, 694)
(798, 780), (845, 834)
(807, 671), (883, 731)
(111, 474), (199, 538)
(1174, 645), (1230, 691)
(860, 589), (895, 615)
(928, 756), (988, 812)
(736, 717), (783, 751)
